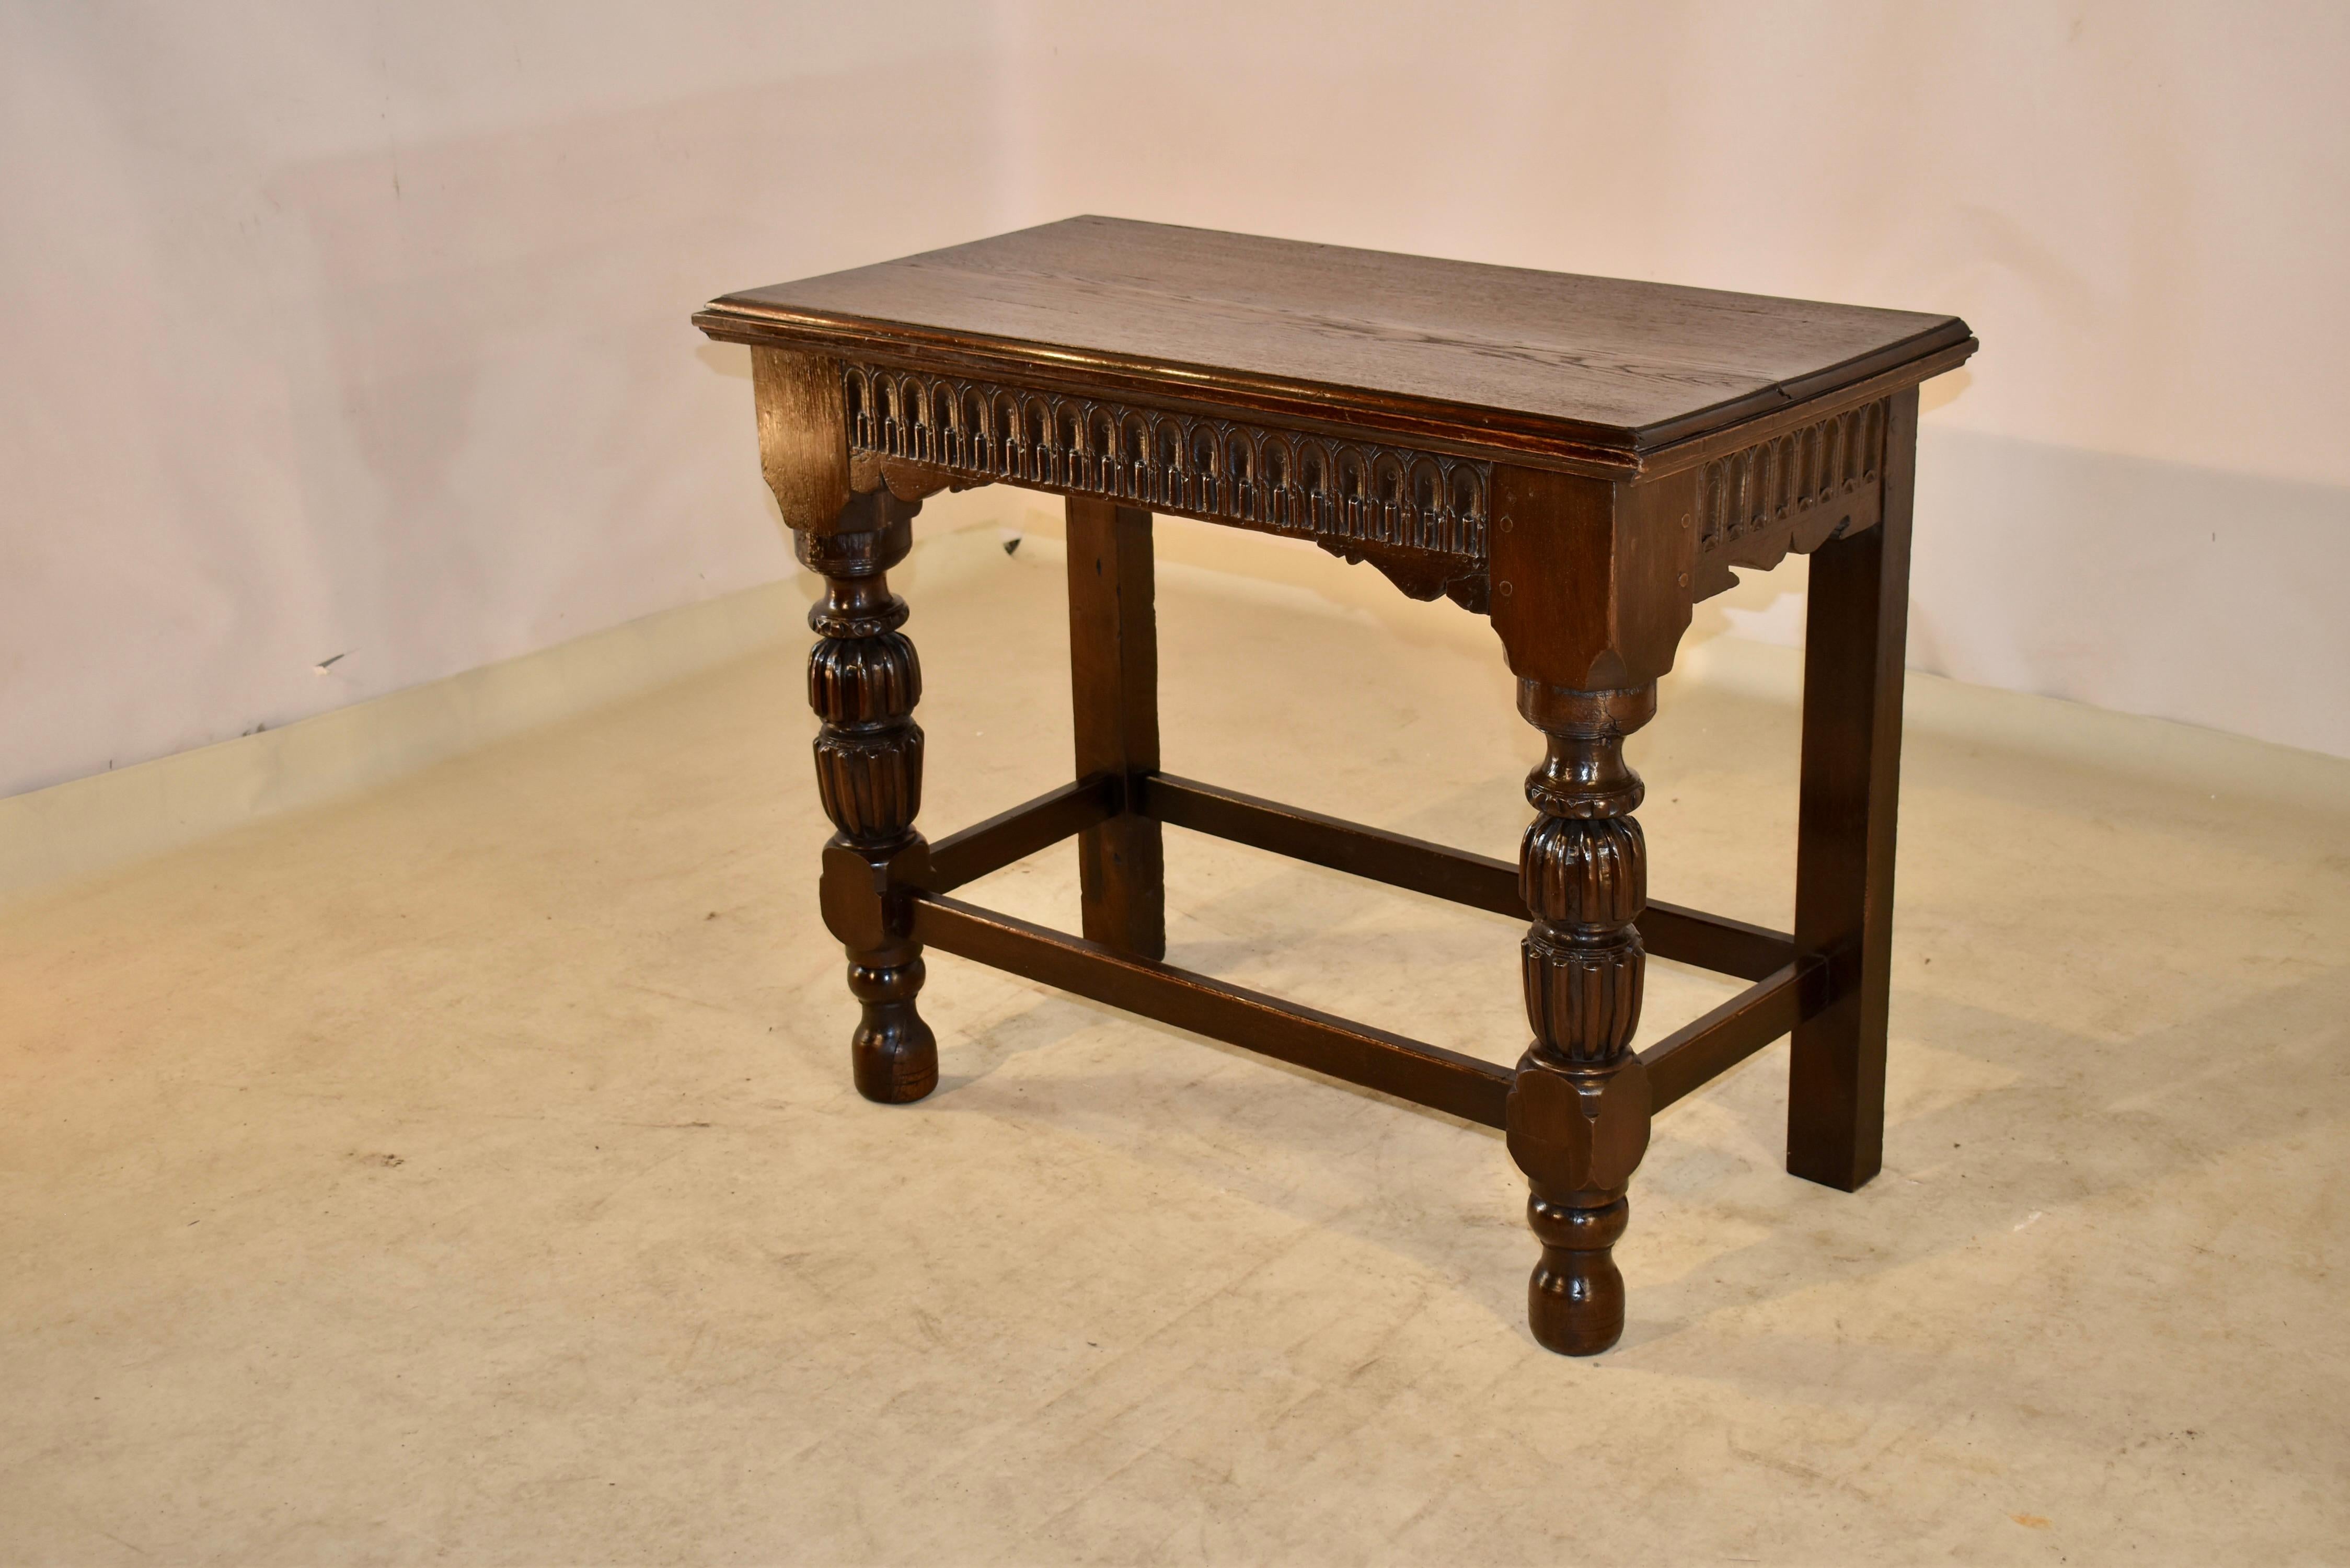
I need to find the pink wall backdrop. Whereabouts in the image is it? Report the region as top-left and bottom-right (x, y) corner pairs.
(5, 0), (2344, 800)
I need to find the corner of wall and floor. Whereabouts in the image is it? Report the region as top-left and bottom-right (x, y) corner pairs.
(7, 491), (2345, 916)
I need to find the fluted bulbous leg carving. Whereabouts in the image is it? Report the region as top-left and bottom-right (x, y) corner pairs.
(800, 494), (936, 1104)
(1506, 681), (1657, 1355)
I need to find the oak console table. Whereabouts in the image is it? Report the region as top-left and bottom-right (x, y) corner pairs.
(695, 218), (1975, 1355)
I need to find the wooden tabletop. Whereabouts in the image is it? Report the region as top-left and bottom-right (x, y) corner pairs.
(696, 217), (1972, 467)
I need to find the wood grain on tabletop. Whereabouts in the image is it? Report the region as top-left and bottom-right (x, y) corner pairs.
(700, 215), (1971, 452)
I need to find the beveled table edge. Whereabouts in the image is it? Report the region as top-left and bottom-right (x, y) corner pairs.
(693, 297), (1974, 479)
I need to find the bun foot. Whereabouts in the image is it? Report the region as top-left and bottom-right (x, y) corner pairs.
(1526, 1194), (1628, 1355)
(848, 954), (936, 1103)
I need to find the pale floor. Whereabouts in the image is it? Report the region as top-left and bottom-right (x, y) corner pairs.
(4, 534), (2347, 1564)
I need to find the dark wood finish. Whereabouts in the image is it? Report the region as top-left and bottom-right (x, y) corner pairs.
(921, 777), (1117, 894)
(821, 357), (1496, 603)
(800, 492), (937, 1104)
(1065, 500), (1166, 958)
(708, 225), (1972, 630)
(1505, 682), (1657, 1355)
(750, 343), (851, 532)
(1141, 771), (1513, 913)
(1787, 386), (1919, 1191)
(1136, 773), (1791, 981)
(910, 893), (1513, 1128)
(700, 217), (1970, 470)
(1642, 904), (1794, 986)
(1690, 396), (1891, 600)
(707, 223), (1971, 1359)
(1640, 960), (1824, 1112)
(1488, 466), (1696, 691)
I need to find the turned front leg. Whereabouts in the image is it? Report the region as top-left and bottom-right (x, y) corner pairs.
(801, 494), (936, 1104)
(1506, 682), (1656, 1355)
